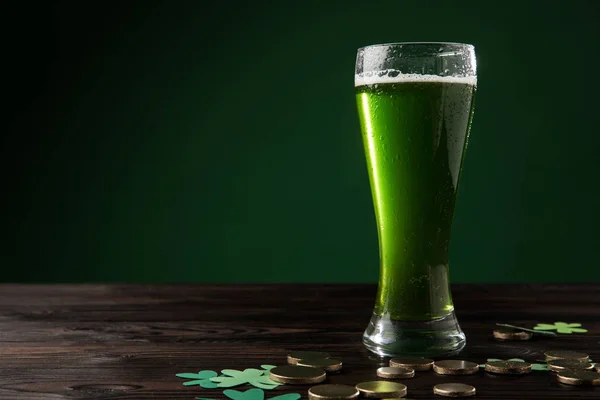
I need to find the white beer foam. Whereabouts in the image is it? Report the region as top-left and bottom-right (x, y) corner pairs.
(355, 69), (477, 87)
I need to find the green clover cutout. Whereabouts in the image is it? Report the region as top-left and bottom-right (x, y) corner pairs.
(221, 388), (301, 400)
(210, 368), (282, 389)
(270, 394), (302, 400)
(224, 388), (265, 400)
(533, 322), (587, 334)
(480, 358), (548, 371)
(176, 370), (219, 388)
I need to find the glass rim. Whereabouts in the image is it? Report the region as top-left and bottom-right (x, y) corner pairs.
(358, 42), (474, 51)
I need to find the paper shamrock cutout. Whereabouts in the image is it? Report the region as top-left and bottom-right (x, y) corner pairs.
(481, 358), (548, 371)
(176, 370), (219, 387)
(533, 322), (587, 334)
(222, 388), (301, 400)
(210, 368), (282, 389)
(224, 388), (265, 400)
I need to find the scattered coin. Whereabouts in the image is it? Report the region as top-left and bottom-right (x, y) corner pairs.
(389, 357), (434, 371)
(484, 360), (532, 375)
(556, 369), (600, 386)
(377, 367), (415, 379)
(297, 357), (343, 372)
(288, 351), (331, 365)
(433, 383), (476, 397)
(309, 384), (360, 400)
(355, 381), (407, 398)
(492, 327), (532, 341)
(270, 365), (326, 384)
(433, 360), (479, 375)
(544, 350), (589, 361)
(547, 359), (594, 372)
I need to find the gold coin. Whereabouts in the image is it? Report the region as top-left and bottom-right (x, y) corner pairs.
(270, 365), (326, 384)
(544, 350), (589, 361)
(547, 359), (594, 372)
(297, 357), (343, 372)
(355, 381), (407, 398)
(556, 369), (600, 386)
(433, 383), (476, 397)
(433, 360), (479, 375)
(308, 384), (360, 400)
(389, 357), (434, 371)
(376, 367), (415, 379)
(288, 351), (331, 365)
(484, 360), (531, 375)
(492, 327), (532, 341)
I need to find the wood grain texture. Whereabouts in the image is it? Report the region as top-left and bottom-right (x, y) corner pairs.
(0, 284), (598, 399)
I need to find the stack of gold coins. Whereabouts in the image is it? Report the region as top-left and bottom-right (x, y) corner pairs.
(270, 365), (326, 385)
(541, 350), (600, 386)
(556, 370), (600, 386)
(484, 360), (532, 375)
(544, 350), (589, 362)
(433, 360), (479, 375)
(547, 359), (594, 372)
(309, 384), (359, 400)
(389, 357), (434, 371)
(296, 358), (343, 373)
(376, 366), (414, 379)
(433, 383), (476, 398)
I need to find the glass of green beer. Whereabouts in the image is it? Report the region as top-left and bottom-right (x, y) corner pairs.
(355, 42), (477, 356)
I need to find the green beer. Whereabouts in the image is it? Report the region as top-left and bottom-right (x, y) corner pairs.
(356, 76), (476, 321)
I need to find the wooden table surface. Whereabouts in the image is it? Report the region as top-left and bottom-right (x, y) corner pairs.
(0, 284), (598, 399)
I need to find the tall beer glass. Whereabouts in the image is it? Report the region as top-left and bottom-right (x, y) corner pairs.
(355, 43), (476, 356)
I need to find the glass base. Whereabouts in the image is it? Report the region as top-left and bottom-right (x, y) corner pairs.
(362, 311), (466, 357)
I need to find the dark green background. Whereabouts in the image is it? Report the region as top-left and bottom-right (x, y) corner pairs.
(2, 1), (599, 283)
